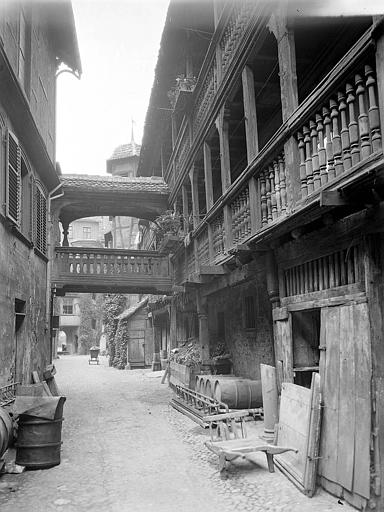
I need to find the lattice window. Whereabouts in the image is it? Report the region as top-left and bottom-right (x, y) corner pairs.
(34, 184), (47, 254)
(284, 244), (362, 297)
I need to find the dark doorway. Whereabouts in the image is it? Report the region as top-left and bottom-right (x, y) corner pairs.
(292, 309), (320, 388)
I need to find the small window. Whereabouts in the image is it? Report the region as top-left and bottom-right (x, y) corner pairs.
(68, 225), (73, 239)
(62, 305), (73, 315)
(83, 226), (91, 239)
(244, 296), (256, 329)
(15, 298), (26, 332)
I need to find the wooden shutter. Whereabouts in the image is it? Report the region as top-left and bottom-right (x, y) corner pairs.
(35, 184), (47, 254)
(6, 130), (21, 225)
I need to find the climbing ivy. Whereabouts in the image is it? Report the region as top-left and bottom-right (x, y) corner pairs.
(78, 294), (104, 354)
(102, 294), (126, 367)
(112, 319), (130, 369)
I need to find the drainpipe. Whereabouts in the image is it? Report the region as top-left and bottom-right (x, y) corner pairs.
(46, 182), (64, 362)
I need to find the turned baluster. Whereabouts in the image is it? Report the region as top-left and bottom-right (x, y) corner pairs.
(346, 82), (360, 166)
(259, 172), (267, 226)
(330, 99), (343, 175)
(316, 114), (327, 185)
(365, 65), (382, 152)
(310, 119), (320, 190)
(303, 125), (314, 194)
(278, 155), (287, 212)
(355, 73), (371, 159)
(269, 165), (277, 220)
(297, 131), (307, 197)
(323, 107), (335, 180)
(338, 91), (352, 170)
(273, 160), (281, 216)
(265, 169), (272, 223)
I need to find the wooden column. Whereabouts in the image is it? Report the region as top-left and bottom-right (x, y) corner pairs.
(217, 108), (231, 192)
(160, 145), (165, 178)
(171, 114), (177, 149)
(182, 184), (189, 234)
(203, 142), (214, 211)
(151, 319), (162, 371)
(189, 165), (200, 229)
(196, 290), (210, 364)
(265, 249), (280, 308)
(270, 12), (300, 206)
(242, 65), (259, 163)
(169, 302), (177, 351)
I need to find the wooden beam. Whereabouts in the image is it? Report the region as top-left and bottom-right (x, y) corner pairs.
(182, 184), (189, 233)
(198, 265), (227, 275)
(217, 108), (231, 192)
(320, 190), (350, 207)
(242, 65), (259, 163)
(189, 165), (200, 229)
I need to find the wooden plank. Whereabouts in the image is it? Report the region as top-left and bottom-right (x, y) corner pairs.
(352, 302), (371, 499)
(275, 382), (311, 484)
(32, 371), (40, 383)
(319, 306), (340, 483)
(337, 305), (355, 491)
(304, 372), (321, 496)
(277, 317), (293, 383)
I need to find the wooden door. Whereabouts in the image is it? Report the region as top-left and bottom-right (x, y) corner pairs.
(127, 330), (145, 366)
(319, 302), (371, 500)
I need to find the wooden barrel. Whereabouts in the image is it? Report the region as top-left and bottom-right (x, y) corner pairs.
(214, 378), (263, 409)
(204, 379), (213, 398)
(0, 408), (13, 458)
(15, 397), (65, 469)
(204, 375), (235, 399)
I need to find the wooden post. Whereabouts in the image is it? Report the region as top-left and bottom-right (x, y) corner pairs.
(260, 364), (279, 442)
(266, 250), (280, 308)
(171, 114), (177, 149)
(365, 234), (384, 508)
(203, 141), (214, 211)
(189, 165), (200, 229)
(151, 319), (162, 371)
(217, 108), (231, 192)
(169, 302), (177, 351)
(182, 183), (189, 234)
(242, 65), (259, 163)
(196, 290), (210, 364)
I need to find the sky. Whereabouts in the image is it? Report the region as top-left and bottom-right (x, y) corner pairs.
(55, 0), (169, 175)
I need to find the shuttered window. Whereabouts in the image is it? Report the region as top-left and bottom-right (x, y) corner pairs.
(6, 130), (21, 225)
(20, 154), (33, 240)
(34, 184), (47, 254)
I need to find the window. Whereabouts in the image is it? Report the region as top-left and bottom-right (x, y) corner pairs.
(6, 130), (21, 225)
(20, 153), (32, 239)
(83, 226), (91, 239)
(62, 305), (73, 315)
(34, 184), (47, 254)
(68, 225), (73, 239)
(244, 296), (256, 329)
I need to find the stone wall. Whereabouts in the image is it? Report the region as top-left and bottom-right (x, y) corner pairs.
(207, 273), (274, 380)
(0, 222), (50, 386)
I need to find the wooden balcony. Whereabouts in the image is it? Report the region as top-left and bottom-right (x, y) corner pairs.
(52, 248), (173, 295)
(173, 36), (384, 285)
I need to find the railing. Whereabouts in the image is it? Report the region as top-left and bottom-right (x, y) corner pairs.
(259, 151), (287, 227)
(296, 64), (381, 199)
(55, 247), (170, 277)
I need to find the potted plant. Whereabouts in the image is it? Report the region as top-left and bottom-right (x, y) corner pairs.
(167, 75), (196, 110)
(154, 210), (183, 253)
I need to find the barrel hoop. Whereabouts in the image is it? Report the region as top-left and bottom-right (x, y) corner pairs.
(19, 418), (64, 426)
(15, 441), (63, 449)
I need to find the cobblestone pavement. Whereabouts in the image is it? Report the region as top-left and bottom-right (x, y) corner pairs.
(0, 356), (352, 512)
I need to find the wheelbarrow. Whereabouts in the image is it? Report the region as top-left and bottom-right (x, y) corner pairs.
(88, 346), (100, 365)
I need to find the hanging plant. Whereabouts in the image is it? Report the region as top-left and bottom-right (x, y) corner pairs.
(153, 210), (183, 248)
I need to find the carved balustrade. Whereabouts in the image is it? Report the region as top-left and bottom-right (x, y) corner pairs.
(54, 248), (170, 279)
(297, 64), (381, 199)
(230, 184), (251, 244)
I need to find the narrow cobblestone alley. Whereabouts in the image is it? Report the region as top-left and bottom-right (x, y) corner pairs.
(0, 356), (352, 512)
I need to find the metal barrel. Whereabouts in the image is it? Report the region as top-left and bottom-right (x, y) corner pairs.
(0, 408), (13, 458)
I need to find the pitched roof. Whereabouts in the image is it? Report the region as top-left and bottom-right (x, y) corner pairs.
(60, 174), (168, 195)
(117, 297), (149, 321)
(108, 142), (141, 161)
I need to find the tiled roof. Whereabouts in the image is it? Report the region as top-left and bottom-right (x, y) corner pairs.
(117, 297), (149, 321)
(60, 174), (168, 195)
(108, 142), (141, 161)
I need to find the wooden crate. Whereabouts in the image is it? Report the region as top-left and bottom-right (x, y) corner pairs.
(169, 362), (200, 390)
